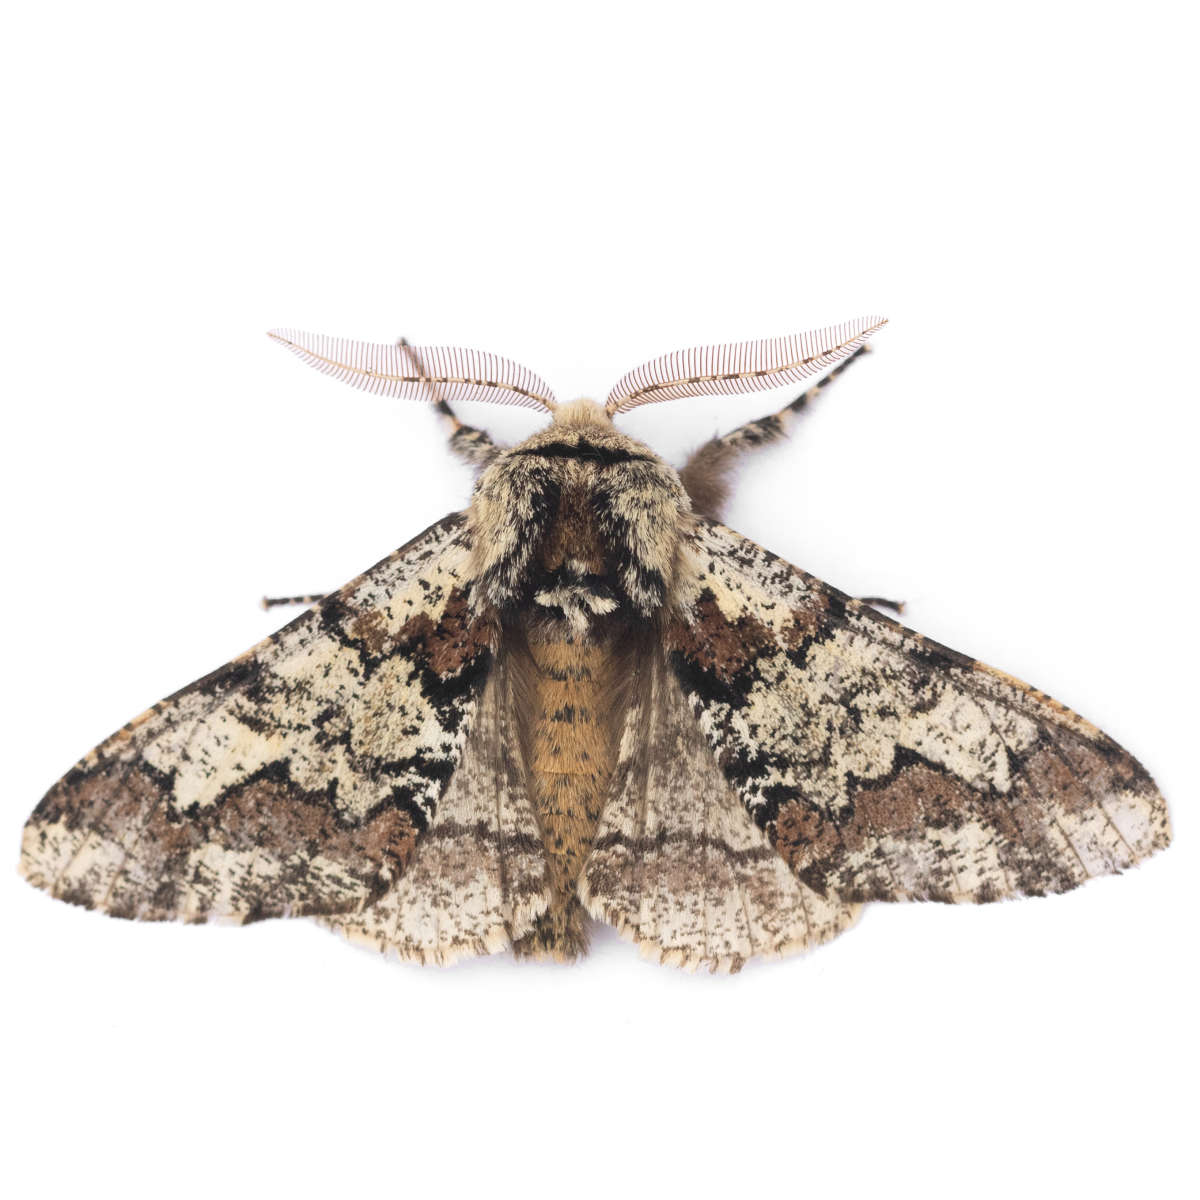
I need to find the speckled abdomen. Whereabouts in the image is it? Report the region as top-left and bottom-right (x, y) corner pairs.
(512, 634), (615, 960)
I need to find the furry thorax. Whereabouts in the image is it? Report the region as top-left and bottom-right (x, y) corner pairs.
(468, 399), (698, 623)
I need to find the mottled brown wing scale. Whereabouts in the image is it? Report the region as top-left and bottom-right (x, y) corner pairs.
(20, 514), (496, 924)
(666, 519), (1170, 905)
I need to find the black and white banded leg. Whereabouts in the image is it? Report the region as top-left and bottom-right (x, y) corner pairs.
(261, 593), (327, 611)
(678, 343), (873, 521)
(398, 337), (500, 472)
(676, 345), (902, 613)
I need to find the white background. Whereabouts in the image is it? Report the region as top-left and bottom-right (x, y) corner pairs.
(2, 3), (1195, 1197)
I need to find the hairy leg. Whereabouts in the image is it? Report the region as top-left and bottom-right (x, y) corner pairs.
(397, 337), (500, 471)
(262, 593), (327, 610)
(679, 343), (872, 521)
(857, 596), (906, 616)
(677, 345), (901, 611)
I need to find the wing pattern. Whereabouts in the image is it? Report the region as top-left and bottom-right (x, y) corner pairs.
(21, 513), (495, 923)
(580, 646), (859, 972)
(666, 519), (1171, 903)
(320, 653), (553, 964)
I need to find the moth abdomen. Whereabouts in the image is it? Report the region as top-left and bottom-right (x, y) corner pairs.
(511, 633), (617, 960)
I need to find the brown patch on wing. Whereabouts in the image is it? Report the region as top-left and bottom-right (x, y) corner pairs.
(860, 761), (977, 832)
(782, 593), (831, 645)
(1025, 732), (1148, 811)
(350, 609), (389, 657)
(29, 760), (423, 922)
(771, 761), (986, 902)
(214, 776), (421, 873)
(666, 592), (774, 682)
(772, 800), (842, 876)
(1019, 744), (1089, 815)
(397, 588), (494, 676)
(773, 762), (982, 885)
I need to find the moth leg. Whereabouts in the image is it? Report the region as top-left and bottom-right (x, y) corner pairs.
(396, 337), (501, 471)
(440, 402), (501, 471)
(261, 593), (328, 610)
(857, 595), (906, 616)
(679, 344), (872, 520)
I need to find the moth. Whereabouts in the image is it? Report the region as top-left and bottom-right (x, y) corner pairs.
(20, 316), (1172, 972)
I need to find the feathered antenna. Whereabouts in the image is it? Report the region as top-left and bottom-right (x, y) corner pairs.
(267, 329), (558, 413)
(394, 336), (459, 427)
(605, 316), (887, 415)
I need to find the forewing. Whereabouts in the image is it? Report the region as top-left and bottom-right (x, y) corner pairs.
(21, 513), (495, 923)
(666, 519), (1170, 903)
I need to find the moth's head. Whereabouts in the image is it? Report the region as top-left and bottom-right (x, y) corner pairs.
(520, 395), (657, 455)
(549, 397), (613, 430)
(501, 395), (663, 465)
